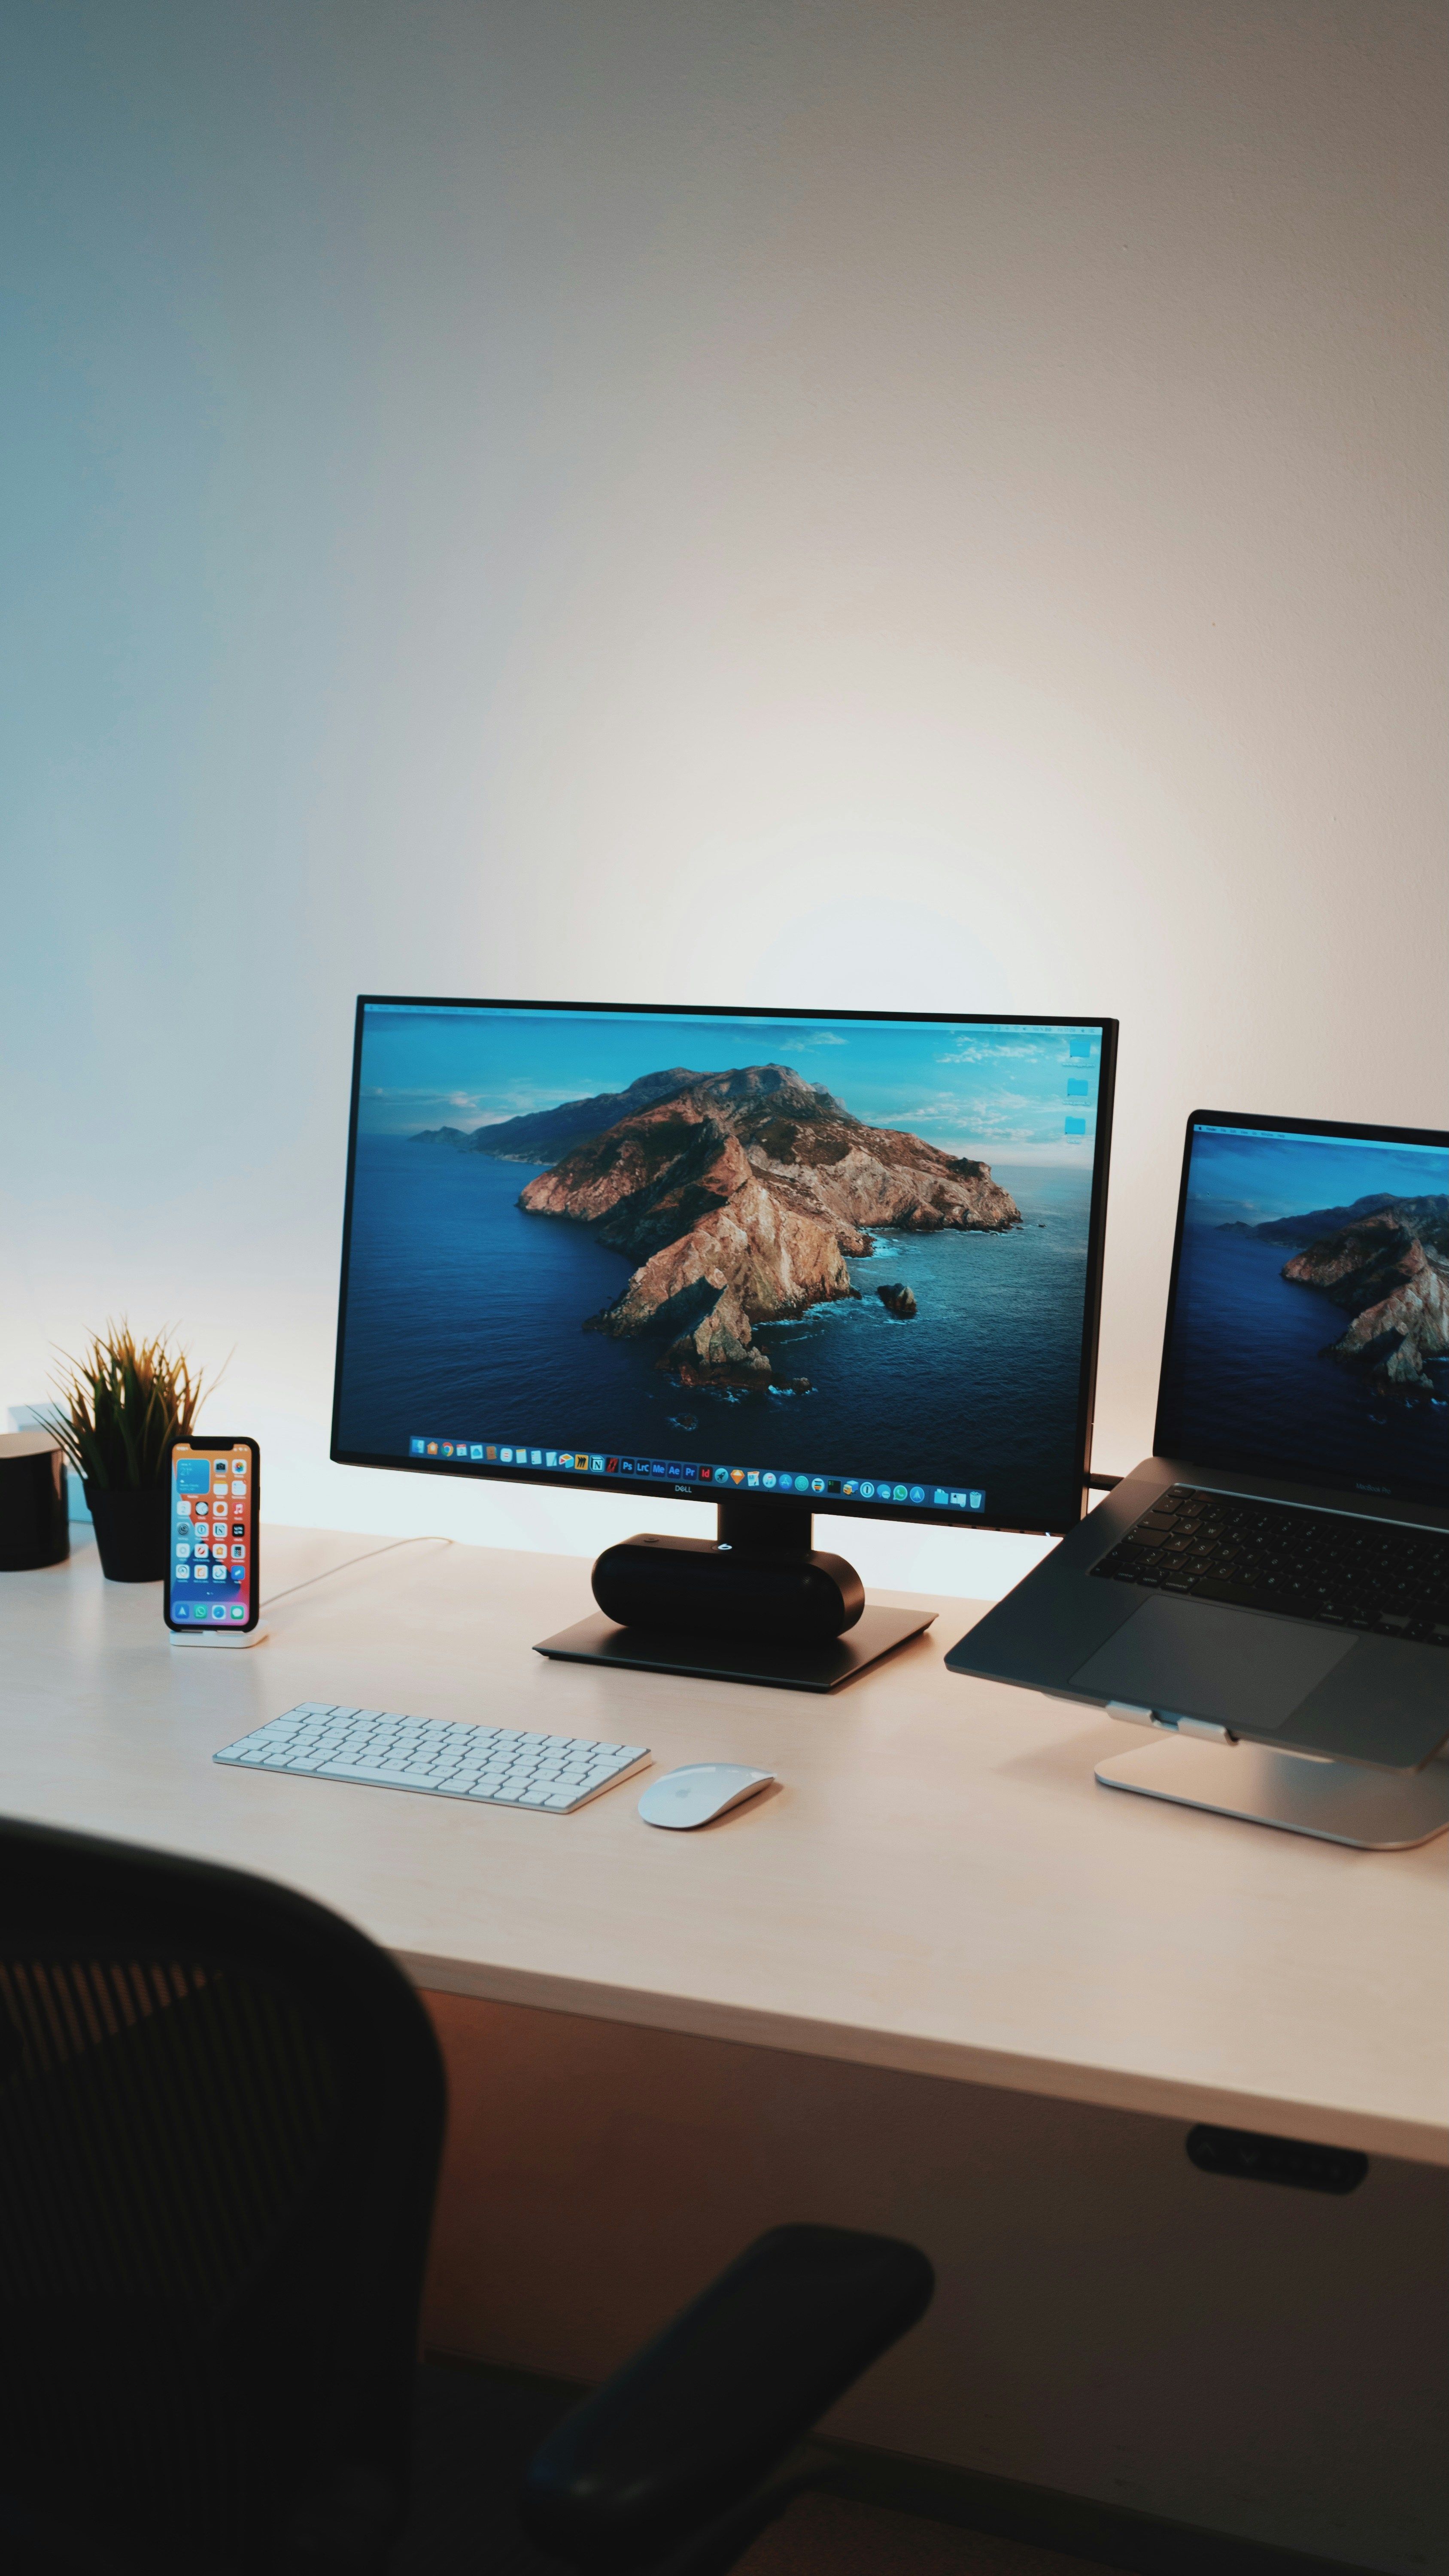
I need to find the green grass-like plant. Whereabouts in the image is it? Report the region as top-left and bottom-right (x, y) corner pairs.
(45, 1322), (210, 1493)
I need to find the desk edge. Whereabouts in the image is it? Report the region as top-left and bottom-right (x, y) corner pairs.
(397, 1951), (1449, 2169)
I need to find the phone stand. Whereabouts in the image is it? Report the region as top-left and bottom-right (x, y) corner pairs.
(170, 1626), (270, 1652)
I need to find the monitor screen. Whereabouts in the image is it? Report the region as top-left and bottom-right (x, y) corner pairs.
(332, 1000), (1117, 1532)
(1155, 1114), (1449, 1504)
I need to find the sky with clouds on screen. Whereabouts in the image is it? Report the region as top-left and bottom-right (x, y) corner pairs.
(357, 1006), (1104, 1163)
(1185, 1126), (1447, 1229)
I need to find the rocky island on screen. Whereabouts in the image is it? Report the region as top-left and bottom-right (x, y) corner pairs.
(1159, 1124), (1449, 1496)
(1221, 1194), (1449, 1398)
(421, 1063), (1021, 1391)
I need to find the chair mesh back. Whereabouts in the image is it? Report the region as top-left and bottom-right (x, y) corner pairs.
(0, 1823), (446, 2575)
(0, 1957), (334, 2309)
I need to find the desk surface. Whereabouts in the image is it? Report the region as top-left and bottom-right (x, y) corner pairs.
(3, 1525), (1445, 2165)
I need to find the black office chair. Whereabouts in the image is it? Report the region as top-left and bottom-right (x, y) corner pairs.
(0, 1817), (933, 2576)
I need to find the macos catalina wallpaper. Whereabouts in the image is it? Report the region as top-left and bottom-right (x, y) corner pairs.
(1161, 1126), (1449, 1495)
(335, 1006), (1109, 1526)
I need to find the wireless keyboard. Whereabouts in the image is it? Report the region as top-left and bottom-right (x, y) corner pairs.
(215, 1704), (650, 1810)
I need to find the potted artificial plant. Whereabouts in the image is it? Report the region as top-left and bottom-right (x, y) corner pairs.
(46, 1324), (210, 1583)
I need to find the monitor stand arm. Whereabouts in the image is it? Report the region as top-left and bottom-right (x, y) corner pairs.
(715, 1495), (814, 1553)
(532, 1496), (936, 1695)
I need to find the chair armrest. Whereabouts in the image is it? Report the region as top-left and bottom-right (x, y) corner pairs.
(519, 2224), (933, 2570)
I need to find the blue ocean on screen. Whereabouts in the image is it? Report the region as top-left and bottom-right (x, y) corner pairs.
(336, 1138), (1095, 1525)
(1160, 1125), (1449, 1496)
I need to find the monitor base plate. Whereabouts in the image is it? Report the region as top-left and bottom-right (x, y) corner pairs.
(1096, 1737), (1449, 1850)
(534, 1604), (936, 1694)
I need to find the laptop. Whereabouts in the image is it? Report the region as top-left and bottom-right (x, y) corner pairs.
(946, 1109), (1449, 1772)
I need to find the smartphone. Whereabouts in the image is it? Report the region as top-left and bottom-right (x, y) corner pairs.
(164, 1437), (260, 1635)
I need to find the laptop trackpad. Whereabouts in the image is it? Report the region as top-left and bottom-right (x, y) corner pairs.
(1069, 1596), (1357, 1731)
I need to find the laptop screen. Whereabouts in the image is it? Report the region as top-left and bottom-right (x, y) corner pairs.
(1155, 1115), (1449, 1505)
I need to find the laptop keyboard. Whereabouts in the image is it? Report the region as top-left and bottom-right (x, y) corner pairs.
(1091, 1486), (1449, 1646)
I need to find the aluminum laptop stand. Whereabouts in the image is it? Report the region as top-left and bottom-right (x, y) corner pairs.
(1096, 1711), (1449, 1850)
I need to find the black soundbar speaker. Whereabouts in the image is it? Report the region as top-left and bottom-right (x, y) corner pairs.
(592, 1533), (865, 1646)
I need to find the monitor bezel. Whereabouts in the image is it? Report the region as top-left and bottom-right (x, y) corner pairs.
(1153, 1105), (1449, 1507)
(331, 995), (1120, 1535)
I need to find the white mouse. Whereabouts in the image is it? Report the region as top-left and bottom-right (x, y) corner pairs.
(637, 1762), (775, 1830)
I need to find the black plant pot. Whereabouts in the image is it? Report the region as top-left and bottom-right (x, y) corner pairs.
(85, 1484), (169, 1583)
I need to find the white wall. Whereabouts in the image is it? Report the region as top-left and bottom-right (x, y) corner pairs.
(2, 0), (1445, 1599)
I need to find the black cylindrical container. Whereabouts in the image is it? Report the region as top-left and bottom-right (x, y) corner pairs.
(0, 1434), (70, 1571)
(592, 1533), (864, 1644)
(86, 1485), (169, 1583)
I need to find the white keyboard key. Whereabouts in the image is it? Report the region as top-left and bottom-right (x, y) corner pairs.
(316, 1765), (403, 1786)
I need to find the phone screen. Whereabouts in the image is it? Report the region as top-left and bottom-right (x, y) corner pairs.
(166, 1440), (258, 1631)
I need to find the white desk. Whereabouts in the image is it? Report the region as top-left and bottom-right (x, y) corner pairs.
(2, 1522), (1443, 2164)
(3, 1524), (1446, 2573)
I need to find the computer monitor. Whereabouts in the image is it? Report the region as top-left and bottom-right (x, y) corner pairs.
(332, 998), (1117, 1682)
